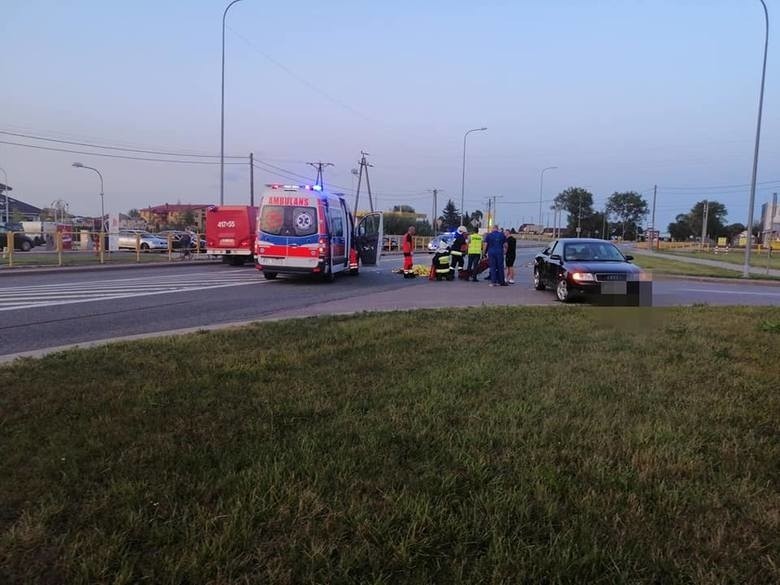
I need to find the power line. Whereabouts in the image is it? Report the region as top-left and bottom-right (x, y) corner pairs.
(0, 140), (246, 165)
(0, 129), (246, 159)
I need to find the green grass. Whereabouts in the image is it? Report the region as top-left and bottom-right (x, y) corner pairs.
(1, 307), (779, 584)
(631, 253), (779, 279)
(668, 249), (780, 271)
(0, 251), (210, 268)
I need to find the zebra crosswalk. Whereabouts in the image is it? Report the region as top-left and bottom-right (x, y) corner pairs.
(0, 271), (266, 312)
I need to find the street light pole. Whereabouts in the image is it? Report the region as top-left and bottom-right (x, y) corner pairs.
(460, 127), (487, 226)
(72, 163), (105, 261)
(744, 0), (769, 278)
(220, 0), (244, 206)
(538, 166), (557, 227)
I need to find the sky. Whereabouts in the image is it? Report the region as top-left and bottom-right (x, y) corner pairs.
(1, 0), (778, 231)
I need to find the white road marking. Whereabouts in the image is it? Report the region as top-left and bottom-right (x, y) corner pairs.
(681, 288), (780, 297)
(0, 272), (267, 312)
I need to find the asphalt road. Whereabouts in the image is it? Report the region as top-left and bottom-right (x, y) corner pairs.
(2, 249), (779, 358)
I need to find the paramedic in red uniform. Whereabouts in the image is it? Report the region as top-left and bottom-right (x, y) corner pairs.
(402, 225), (416, 278)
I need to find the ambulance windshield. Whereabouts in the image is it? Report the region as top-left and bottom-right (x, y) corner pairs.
(260, 205), (318, 237)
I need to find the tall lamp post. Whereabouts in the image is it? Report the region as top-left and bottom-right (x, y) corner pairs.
(744, 0), (769, 278)
(220, 0), (245, 206)
(538, 166), (557, 227)
(0, 167), (9, 224)
(460, 127), (487, 226)
(72, 162), (105, 261)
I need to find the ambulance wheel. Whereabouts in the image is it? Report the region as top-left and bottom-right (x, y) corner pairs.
(263, 271), (278, 280)
(321, 262), (335, 282)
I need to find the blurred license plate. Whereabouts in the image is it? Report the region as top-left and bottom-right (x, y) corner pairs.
(601, 282), (627, 295)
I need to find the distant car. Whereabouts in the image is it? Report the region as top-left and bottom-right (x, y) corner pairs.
(533, 238), (650, 305)
(427, 232), (456, 253)
(382, 237), (399, 251)
(157, 230), (205, 251)
(117, 230), (168, 252)
(0, 224), (34, 252)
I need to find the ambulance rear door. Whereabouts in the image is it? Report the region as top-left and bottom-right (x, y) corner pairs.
(355, 212), (383, 266)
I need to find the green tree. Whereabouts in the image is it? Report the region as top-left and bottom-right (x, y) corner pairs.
(180, 210), (196, 230)
(128, 208), (141, 218)
(721, 223), (746, 241)
(392, 205), (415, 213)
(668, 213), (694, 241)
(667, 200), (728, 241)
(439, 200), (460, 231)
(606, 191), (648, 240)
(552, 187), (594, 235)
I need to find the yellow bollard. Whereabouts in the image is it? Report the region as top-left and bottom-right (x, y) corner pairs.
(167, 233), (173, 262)
(99, 229), (105, 264)
(6, 231), (13, 268)
(136, 234), (141, 263)
(57, 231), (63, 267)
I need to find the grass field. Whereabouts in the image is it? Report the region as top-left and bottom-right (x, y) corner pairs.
(631, 253), (780, 280)
(1, 307), (779, 584)
(668, 249), (780, 271)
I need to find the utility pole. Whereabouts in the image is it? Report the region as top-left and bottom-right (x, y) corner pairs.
(701, 200), (710, 250)
(650, 184), (657, 251)
(490, 195), (503, 228)
(249, 153), (255, 207)
(427, 189), (442, 232)
(353, 151), (374, 216)
(307, 161), (334, 189)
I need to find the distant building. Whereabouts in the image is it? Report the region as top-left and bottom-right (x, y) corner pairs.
(760, 194), (779, 242)
(0, 191), (43, 223)
(140, 203), (211, 231)
(119, 213), (147, 230)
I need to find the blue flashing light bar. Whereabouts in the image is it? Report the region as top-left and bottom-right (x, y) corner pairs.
(269, 184), (323, 191)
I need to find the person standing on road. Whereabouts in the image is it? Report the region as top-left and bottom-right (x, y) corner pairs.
(402, 225), (416, 278)
(466, 228), (483, 281)
(483, 224), (507, 286)
(180, 231), (192, 260)
(450, 226), (468, 275)
(504, 228), (516, 284)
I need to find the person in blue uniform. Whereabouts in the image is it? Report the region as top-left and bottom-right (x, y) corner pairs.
(483, 224), (508, 286)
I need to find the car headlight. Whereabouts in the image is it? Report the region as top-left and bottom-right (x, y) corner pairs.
(571, 272), (596, 282)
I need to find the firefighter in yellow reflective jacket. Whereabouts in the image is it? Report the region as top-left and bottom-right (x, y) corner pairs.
(432, 242), (454, 281)
(466, 229), (484, 281)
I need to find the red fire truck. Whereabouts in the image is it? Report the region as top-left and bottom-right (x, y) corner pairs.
(205, 205), (258, 265)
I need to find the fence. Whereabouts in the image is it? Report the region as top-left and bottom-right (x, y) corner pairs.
(1, 230), (211, 269)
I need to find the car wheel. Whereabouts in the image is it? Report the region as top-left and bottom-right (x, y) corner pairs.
(141, 243), (150, 252)
(556, 277), (571, 303)
(533, 268), (546, 290)
(263, 271), (278, 280)
(20, 240), (32, 252)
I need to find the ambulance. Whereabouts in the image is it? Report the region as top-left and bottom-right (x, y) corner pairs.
(255, 184), (383, 281)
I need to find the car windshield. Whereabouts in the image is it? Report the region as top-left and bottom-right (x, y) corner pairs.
(563, 242), (625, 262)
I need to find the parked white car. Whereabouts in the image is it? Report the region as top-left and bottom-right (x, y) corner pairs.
(117, 230), (168, 251)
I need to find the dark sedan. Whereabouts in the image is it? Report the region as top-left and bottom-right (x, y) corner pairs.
(533, 238), (651, 305)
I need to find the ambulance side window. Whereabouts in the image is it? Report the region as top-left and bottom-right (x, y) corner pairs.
(330, 209), (344, 237)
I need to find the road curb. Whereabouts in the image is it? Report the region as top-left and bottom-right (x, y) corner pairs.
(0, 303), (551, 365)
